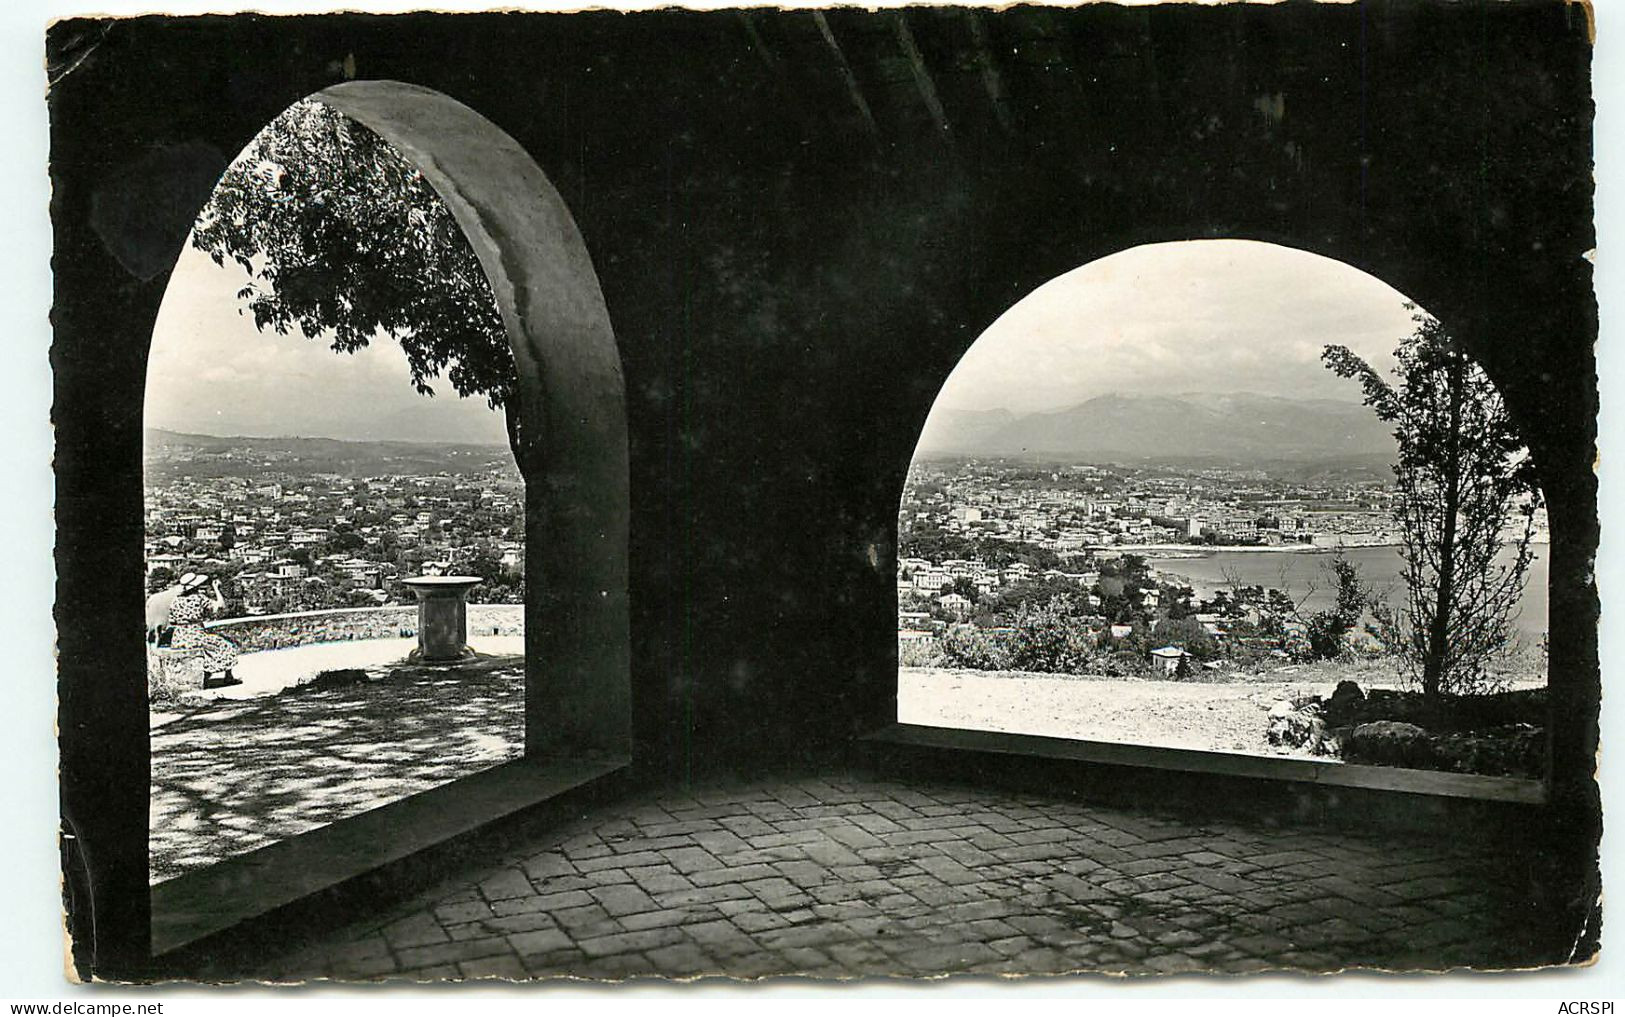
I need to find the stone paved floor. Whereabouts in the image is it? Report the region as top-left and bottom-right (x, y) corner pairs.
(241, 773), (1544, 982)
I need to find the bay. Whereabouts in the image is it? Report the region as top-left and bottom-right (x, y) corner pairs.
(1152, 545), (1549, 646)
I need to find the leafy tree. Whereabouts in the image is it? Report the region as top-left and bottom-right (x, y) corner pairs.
(189, 99), (520, 453)
(1007, 595), (1097, 674)
(462, 548), (507, 588)
(1150, 616), (1217, 660)
(979, 576), (1080, 623)
(1303, 553), (1371, 660)
(147, 566), (176, 593)
(1099, 589), (1141, 625)
(1174, 653), (1194, 681)
(330, 530), (367, 553)
(1324, 310), (1540, 700)
(1163, 583), (1196, 619)
(895, 531), (1062, 573)
(938, 624), (1012, 671)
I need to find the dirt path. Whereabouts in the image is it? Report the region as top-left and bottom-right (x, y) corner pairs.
(897, 667), (1337, 756)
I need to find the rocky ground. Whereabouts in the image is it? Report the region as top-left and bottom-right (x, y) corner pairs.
(898, 663), (1545, 777)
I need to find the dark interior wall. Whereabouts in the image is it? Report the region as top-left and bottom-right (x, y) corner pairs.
(50, 3), (1596, 972)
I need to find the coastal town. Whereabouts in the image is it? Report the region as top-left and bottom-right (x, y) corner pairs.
(900, 458), (1409, 555)
(143, 434), (526, 614)
(896, 457), (1548, 674)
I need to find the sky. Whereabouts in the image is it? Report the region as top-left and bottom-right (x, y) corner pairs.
(14, 0), (1625, 1005)
(927, 239), (1415, 416)
(146, 231), (1417, 445)
(145, 239), (512, 445)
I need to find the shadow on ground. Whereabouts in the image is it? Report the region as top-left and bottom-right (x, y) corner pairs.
(150, 653), (524, 883)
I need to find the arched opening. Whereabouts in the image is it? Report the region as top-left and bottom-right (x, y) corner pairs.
(45, 4), (1597, 981)
(139, 81), (630, 954)
(895, 240), (1548, 780)
(144, 96), (537, 884)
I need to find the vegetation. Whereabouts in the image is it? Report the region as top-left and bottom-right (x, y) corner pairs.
(971, 577), (1086, 626)
(898, 528), (1064, 573)
(189, 99), (520, 454)
(1324, 310), (1541, 700)
(1302, 554), (1375, 661)
(906, 538), (1428, 681)
(1150, 617), (1218, 661)
(1006, 596), (1097, 674)
(938, 625), (1012, 671)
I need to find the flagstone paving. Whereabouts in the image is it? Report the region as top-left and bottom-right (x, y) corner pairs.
(232, 773), (1548, 981)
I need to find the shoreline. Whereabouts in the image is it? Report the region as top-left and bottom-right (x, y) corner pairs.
(1104, 542), (1380, 557)
(1106, 538), (1547, 560)
(954, 537), (1552, 566)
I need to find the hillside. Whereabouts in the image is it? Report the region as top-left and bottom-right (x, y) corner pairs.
(916, 391), (1396, 462)
(143, 428), (516, 479)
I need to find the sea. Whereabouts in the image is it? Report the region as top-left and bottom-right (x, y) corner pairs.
(1150, 545), (1549, 646)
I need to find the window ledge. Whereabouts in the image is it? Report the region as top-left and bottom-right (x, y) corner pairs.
(863, 723), (1546, 806)
(151, 753), (629, 955)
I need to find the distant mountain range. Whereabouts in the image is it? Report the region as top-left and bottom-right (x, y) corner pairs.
(144, 427), (514, 480)
(154, 399), (510, 447)
(916, 392), (1396, 462)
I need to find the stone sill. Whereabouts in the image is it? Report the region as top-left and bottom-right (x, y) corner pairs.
(864, 723), (1547, 806)
(150, 753), (628, 956)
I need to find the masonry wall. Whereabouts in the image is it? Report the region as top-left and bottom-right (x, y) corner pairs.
(204, 604), (524, 653)
(49, 4), (1597, 975)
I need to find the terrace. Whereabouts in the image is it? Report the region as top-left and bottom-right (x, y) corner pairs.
(50, 8), (1600, 981)
(194, 772), (1555, 980)
(149, 606), (524, 883)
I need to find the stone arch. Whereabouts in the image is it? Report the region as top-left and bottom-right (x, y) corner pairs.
(890, 236), (1547, 726)
(288, 80), (631, 759)
(888, 226), (1556, 527)
(75, 79), (632, 969)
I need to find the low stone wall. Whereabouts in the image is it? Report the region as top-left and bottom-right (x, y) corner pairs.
(205, 604), (524, 653)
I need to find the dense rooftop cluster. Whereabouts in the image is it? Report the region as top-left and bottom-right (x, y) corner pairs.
(895, 458), (1548, 678)
(899, 458), (1415, 555)
(144, 439), (525, 615)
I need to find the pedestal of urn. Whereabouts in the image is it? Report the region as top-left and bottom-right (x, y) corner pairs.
(402, 575), (483, 664)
